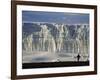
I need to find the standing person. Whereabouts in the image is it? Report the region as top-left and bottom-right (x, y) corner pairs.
(77, 54), (81, 62)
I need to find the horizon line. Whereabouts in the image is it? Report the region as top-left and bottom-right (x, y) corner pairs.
(22, 21), (89, 25)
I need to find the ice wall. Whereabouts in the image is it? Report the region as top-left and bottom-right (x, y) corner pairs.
(22, 22), (89, 54)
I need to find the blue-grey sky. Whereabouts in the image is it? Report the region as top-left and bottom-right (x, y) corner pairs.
(22, 11), (89, 24)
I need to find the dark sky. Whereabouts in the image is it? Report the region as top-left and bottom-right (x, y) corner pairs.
(22, 11), (89, 24)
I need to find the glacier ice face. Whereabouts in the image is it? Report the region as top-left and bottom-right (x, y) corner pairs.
(22, 22), (89, 55)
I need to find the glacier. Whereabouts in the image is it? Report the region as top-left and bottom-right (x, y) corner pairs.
(22, 22), (89, 63)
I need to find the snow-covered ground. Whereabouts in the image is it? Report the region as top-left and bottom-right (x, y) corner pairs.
(22, 51), (89, 63)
